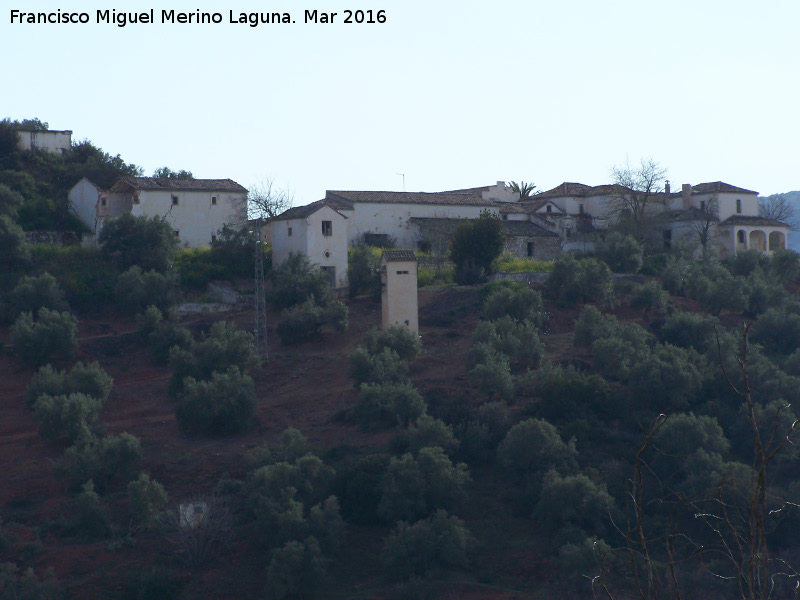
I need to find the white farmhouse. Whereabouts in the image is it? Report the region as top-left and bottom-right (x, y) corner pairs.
(99, 177), (248, 247)
(270, 199), (350, 289)
(68, 177), (104, 239)
(16, 129), (72, 154)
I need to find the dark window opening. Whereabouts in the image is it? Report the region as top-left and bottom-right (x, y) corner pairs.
(174, 230), (180, 238)
(736, 199), (742, 214)
(288, 226), (292, 237)
(172, 195), (179, 206)
(211, 196), (217, 205)
(546, 205), (552, 213)
(737, 230), (746, 244)
(527, 241), (535, 257)
(322, 220), (332, 236)
(211, 235), (217, 243)
(417, 240), (431, 253)
(700, 200), (706, 211)
(663, 229), (672, 249)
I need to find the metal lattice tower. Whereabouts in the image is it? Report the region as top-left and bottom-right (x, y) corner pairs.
(253, 219), (268, 361)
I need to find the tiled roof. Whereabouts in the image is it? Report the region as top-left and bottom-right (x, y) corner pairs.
(438, 185), (491, 195)
(691, 182), (758, 195)
(109, 177), (247, 193)
(326, 190), (495, 207)
(273, 199), (350, 221)
(383, 250), (417, 262)
(536, 182), (627, 199)
(718, 215), (789, 227)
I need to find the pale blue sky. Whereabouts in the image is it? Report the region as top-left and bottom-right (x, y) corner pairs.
(3, 0), (798, 205)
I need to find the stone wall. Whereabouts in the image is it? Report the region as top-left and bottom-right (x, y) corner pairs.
(24, 231), (80, 246)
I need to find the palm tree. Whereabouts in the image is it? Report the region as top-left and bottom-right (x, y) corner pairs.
(509, 181), (537, 201)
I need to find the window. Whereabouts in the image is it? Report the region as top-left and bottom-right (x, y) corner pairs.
(546, 205), (552, 213)
(502, 214), (508, 220)
(101, 198), (107, 207)
(322, 221), (332, 236)
(133, 195), (140, 204)
(578, 204), (584, 215)
(736, 199), (742, 214)
(174, 230), (180, 238)
(527, 241), (535, 257)
(737, 230), (746, 244)
(211, 235), (217, 243)
(700, 200), (706, 211)
(172, 195), (179, 206)
(663, 229), (672, 249)
(288, 226), (292, 237)
(211, 196), (217, 205)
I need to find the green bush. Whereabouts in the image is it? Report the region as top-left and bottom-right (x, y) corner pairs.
(115, 266), (179, 315)
(269, 252), (332, 310)
(770, 249), (800, 283)
(11, 308), (78, 367)
(450, 210), (506, 284)
(572, 305), (617, 348)
(276, 300), (348, 345)
(136, 306), (193, 364)
(128, 473), (169, 529)
(348, 346), (408, 387)
(401, 415), (459, 457)
(472, 316), (544, 372)
(629, 280), (668, 317)
(494, 253), (554, 274)
(168, 321), (259, 397)
(742, 270), (786, 316)
(173, 247), (227, 289)
(2, 272), (68, 323)
(55, 432), (142, 493)
(176, 367), (257, 435)
(356, 381), (427, 429)
(378, 447), (470, 523)
(547, 254), (613, 307)
(726, 248), (767, 277)
(0, 563), (60, 600)
(98, 212), (179, 272)
(126, 567), (181, 600)
(265, 537), (327, 600)
(210, 224), (257, 277)
(249, 454), (335, 510)
(751, 309), (800, 355)
(658, 312), (719, 353)
(348, 245), (381, 299)
(497, 418), (577, 482)
(32, 392), (103, 443)
(363, 326), (422, 362)
(381, 510), (470, 581)
(629, 343), (707, 411)
(74, 480), (111, 540)
(596, 232), (643, 273)
(481, 285), (544, 326)
(533, 471), (615, 538)
(0, 214), (30, 277)
(334, 454), (391, 526)
(25, 361), (113, 409)
(466, 343), (514, 402)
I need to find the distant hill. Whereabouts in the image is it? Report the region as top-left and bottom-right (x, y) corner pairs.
(758, 190), (800, 252)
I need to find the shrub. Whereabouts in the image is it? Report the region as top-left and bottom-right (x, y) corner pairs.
(363, 326), (422, 362)
(519, 366), (613, 424)
(334, 454), (391, 525)
(32, 393), (103, 443)
(533, 471), (615, 538)
(497, 418), (577, 482)
(2, 272), (68, 323)
(98, 212), (179, 272)
(472, 316), (544, 372)
(249, 454), (335, 510)
(128, 473), (169, 528)
(450, 211), (506, 284)
(74, 480), (111, 540)
(11, 308), (78, 367)
(127, 567), (181, 600)
(686, 263), (747, 316)
(481, 285), (544, 326)
(0, 214), (30, 276)
(727, 248), (767, 277)
(401, 415), (459, 457)
(0, 563), (60, 600)
(269, 252), (332, 310)
(348, 346), (408, 387)
(136, 306), (193, 364)
(455, 402), (511, 465)
(596, 232), (643, 273)
(348, 245), (381, 299)
(168, 321), (259, 397)
(356, 382), (427, 429)
(750, 309), (800, 355)
(628, 280), (668, 317)
(547, 254), (613, 307)
(210, 224), (256, 277)
(25, 361), (113, 409)
(276, 300), (348, 345)
(658, 312), (719, 353)
(381, 510), (470, 581)
(115, 266), (179, 314)
(55, 432), (142, 493)
(466, 343), (514, 402)
(173, 247), (227, 289)
(378, 447), (470, 523)
(629, 343), (707, 411)
(661, 255), (692, 295)
(770, 249), (800, 283)
(494, 252), (553, 274)
(573, 305), (617, 348)
(742, 270), (786, 316)
(176, 367), (257, 435)
(265, 537), (326, 600)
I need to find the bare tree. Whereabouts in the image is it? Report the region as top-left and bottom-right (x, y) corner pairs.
(610, 158), (668, 243)
(248, 177), (293, 223)
(163, 496), (233, 569)
(690, 196), (721, 260)
(759, 195), (797, 231)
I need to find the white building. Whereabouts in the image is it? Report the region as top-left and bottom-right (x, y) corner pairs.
(99, 177), (248, 247)
(16, 129), (72, 154)
(381, 250), (419, 335)
(270, 199), (349, 289)
(68, 177), (103, 240)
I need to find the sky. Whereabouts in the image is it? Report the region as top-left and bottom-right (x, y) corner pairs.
(3, 0), (799, 207)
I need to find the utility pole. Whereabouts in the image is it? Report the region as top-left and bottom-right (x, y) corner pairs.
(396, 172), (405, 192)
(253, 218), (268, 361)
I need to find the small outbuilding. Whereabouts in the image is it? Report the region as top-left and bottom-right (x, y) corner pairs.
(381, 250), (418, 335)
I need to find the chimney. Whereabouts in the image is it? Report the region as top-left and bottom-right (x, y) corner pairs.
(665, 180), (670, 194)
(681, 184), (692, 210)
